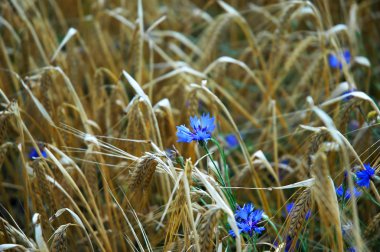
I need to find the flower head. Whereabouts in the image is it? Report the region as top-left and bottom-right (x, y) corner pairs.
(286, 202), (311, 220)
(280, 159), (290, 166)
(176, 113), (215, 143)
(336, 185), (362, 200)
(328, 49), (351, 69)
(341, 89), (357, 102)
(356, 163), (376, 188)
(229, 203), (265, 237)
(225, 134), (239, 148)
(28, 146), (47, 160)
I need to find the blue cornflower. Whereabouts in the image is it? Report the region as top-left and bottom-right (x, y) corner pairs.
(328, 50), (351, 69)
(286, 202), (311, 220)
(336, 185), (362, 200)
(356, 163), (376, 188)
(341, 89), (356, 102)
(280, 159), (290, 166)
(225, 134), (239, 148)
(176, 113), (215, 143)
(28, 146), (47, 160)
(228, 203), (265, 237)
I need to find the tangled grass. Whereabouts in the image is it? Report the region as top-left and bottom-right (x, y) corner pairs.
(1, 0), (380, 251)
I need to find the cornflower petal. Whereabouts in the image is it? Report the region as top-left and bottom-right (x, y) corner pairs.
(176, 114), (216, 143)
(336, 185), (362, 200)
(189, 116), (201, 131)
(343, 50), (351, 64)
(328, 49), (351, 70)
(28, 147), (47, 160)
(254, 226), (265, 234)
(328, 54), (341, 69)
(235, 204), (251, 220)
(225, 134), (239, 148)
(176, 125), (194, 143)
(229, 203), (265, 238)
(200, 113), (216, 132)
(356, 163), (375, 188)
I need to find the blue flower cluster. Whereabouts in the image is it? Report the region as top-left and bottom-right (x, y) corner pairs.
(328, 50), (351, 70)
(336, 185), (362, 200)
(28, 147), (47, 160)
(176, 113), (215, 143)
(335, 164), (376, 200)
(225, 134), (239, 148)
(229, 203), (265, 237)
(340, 89), (356, 102)
(356, 163), (375, 188)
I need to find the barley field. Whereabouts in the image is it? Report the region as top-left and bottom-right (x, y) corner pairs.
(0, 0), (380, 251)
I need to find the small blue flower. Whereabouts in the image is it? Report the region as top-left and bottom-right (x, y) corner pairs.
(285, 235), (295, 252)
(341, 89), (356, 102)
(280, 159), (290, 166)
(229, 203), (265, 237)
(328, 50), (351, 69)
(225, 134), (239, 148)
(347, 247), (356, 252)
(356, 163), (376, 188)
(285, 203), (293, 213)
(286, 202), (311, 220)
(28, 147), (47, 160)
(336, 185), (362, 200)
(176, 113), (215, 143)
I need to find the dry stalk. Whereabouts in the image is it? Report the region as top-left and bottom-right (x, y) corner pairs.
(0, 217), (35, 249)
(164, 159), (196, 251)
(311, 152), (343, 251)
(32, 160), (56, 213)
(197, 14), (233, 67)
(82, 151), (99, 197)
(128, 153), (158, 193)
(365, 211), (380, 238)
(198, 208), (221, 252)
(51, 225), (68, 252)
(285, 187), (312, 246)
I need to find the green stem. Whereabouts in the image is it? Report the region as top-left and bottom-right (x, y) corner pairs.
(201, 141), (235, 208)
(211, 139), (230, 186)
(363, 189), (380, 207)
(264, 215), (282, 243)
(252, 234), (258, 252)
(211, 138), (236, 207)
